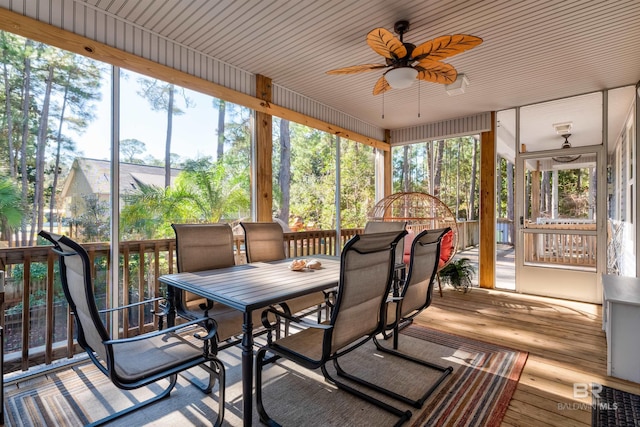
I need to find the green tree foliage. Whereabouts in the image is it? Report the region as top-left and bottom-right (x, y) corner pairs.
(75, 194), (110, 242)
(120, 156), (250, 239)
(393, 136), (480, 220)
(0, 31), (101, 245)
(339, 139), (375, 228)
(273, 118), (375, 230)
(556, 168), (592, 218)
(0, 176), (24, 241)
(524, 166), (593, 220)
(120, 138), (147, 163)
(273, 121), (336, 230)
(119, 94), (251, 240)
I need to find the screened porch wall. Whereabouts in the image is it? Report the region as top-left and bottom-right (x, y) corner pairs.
(0, 0), (384, 143)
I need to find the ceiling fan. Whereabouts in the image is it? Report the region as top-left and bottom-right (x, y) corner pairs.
(326, 20), (483, 95)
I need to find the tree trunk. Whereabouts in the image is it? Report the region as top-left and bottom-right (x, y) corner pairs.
(217, 99), (226, 161)
(165, 85), (174, 188)
(33, 65), (54, 244)
(507, 160), (514, 243)
(434, 140), (444, 197)
(469, 137), (478, 220)
(279, 119), (291, 224)
(50, 78), (70, 232)
(19, 39), (32, 246)
(402, 145), (410, 192)
(2, 34), (15, 179)
(541, 171), (550, 214)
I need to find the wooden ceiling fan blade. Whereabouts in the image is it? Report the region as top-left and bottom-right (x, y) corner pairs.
(416, 60), (457, 84)
(412, 34), (483, 61)
(326, 63), (388, 74)
(373, 75), (391, 95)
(367, 27), (407, 60)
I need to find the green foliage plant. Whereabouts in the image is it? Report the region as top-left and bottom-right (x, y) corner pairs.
(439, 257), (475, 293)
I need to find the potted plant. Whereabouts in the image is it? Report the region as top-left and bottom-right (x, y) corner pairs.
(439, 257), (475, 293)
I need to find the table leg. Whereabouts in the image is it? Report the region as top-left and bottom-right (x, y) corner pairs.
(166, 285), (176, 328)
(242, 310), (254, 426)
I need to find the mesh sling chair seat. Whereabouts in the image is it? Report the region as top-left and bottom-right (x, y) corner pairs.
(240, 221), (329, 331)
(363, 220), (407, 270)
(364, 220), (408, 310)
(169, 223), (273, 348)
(255, 230), (410, 427)
(347, 227), (454, 409)
(38, 230), (225, 427)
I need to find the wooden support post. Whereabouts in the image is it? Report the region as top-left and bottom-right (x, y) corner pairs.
(479, 112), (496, 289)
(255, 74), (273, 221)
(384, 129), (392, 197)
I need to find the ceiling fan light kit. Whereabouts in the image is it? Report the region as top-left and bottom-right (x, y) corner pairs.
(445, 74), (469, 96)
(326, 20), (482, 95)
(385, 67), (419, 89)
(552, 133), (582, 163)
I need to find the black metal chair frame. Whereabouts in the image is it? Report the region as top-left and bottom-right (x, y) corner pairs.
(39, 230), (225, 427)
(255, 230), (412, 427)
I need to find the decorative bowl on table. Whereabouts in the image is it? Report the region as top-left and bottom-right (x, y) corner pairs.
(288, 259), (322, 271)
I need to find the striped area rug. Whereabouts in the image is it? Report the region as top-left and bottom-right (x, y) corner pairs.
(3, 325), (527, 426)
(404, 326), (528, 427)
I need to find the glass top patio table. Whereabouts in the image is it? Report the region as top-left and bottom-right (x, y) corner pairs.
(159, 254), (340, 426)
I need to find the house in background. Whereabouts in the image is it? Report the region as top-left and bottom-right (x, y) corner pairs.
(59, 158), (181, 223)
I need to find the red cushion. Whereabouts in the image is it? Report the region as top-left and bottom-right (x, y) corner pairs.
(403, 231), (415, 264)
(439, 230), (454, 266)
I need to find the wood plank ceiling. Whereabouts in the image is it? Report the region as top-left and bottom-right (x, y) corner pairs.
(4, 0), (640, 149)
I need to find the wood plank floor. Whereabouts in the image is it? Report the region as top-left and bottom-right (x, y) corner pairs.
(418, 287), (640, 426)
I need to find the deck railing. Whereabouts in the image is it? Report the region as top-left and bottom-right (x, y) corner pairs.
(0, 228), (362, 374)
(0, 224), (475, 374)
(523, 222), (597, 268)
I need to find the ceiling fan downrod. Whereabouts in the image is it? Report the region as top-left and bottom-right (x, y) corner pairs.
(394, 20), (410, 42)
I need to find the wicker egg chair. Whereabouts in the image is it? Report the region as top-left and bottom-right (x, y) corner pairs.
(368, 192), (458, 296)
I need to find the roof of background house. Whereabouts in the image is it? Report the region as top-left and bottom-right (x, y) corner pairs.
(60, 158), (182, 198)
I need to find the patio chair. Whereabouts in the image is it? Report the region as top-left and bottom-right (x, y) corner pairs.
(360, 227), (454, 408)
(364, 220), (408, 294)
(240, 221), (329, 332)
(170, 223), (274, 347)
(255, 230), (410, 426)
(38, 230), (225, 427)
(363, 220), (407, 270)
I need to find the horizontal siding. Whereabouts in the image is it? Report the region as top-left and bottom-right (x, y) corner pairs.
(272, 84), (385, 141)
(390, 112), (493, 145)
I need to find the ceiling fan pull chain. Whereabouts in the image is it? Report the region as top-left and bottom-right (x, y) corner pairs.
(382, 91), (385, 119)
(418, 82), (421, 118)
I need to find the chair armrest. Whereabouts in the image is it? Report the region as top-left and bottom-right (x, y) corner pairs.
(323, 287), (338, 309)
(99, 297), (164, 314)
(261, 306), (332, 330)
(193, 318), (218, 342)
(103, 316), (214, 345)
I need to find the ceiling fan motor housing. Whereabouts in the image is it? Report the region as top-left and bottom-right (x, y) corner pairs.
(394, 20), (410, 36)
